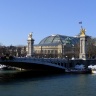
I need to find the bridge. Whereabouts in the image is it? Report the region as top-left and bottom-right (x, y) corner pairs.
(0, 57), (67, 73)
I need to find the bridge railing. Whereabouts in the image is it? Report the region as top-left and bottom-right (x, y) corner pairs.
(14, 57), (67, 68)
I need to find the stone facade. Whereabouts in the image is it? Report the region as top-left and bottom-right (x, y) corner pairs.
(33, 34), (79, 58)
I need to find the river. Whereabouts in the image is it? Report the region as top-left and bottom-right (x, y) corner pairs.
(0, 70), (96, 96)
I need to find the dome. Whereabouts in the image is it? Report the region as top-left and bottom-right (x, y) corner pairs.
(38, 34), (79, 46)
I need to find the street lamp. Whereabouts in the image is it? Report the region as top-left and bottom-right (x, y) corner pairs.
(72, 44), (75, 59)
(66, 55), (69, 69)
(66, 55), (68, 58)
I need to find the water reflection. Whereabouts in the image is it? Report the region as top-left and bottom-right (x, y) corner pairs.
(0, 71), (96, 96)
(0, 70), (64, 84)
(0, 70), (19, 84)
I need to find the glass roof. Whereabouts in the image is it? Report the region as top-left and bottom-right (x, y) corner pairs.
(38, 34), (79, 46)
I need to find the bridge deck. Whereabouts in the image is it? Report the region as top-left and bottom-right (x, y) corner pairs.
(0, 57), (67, 73)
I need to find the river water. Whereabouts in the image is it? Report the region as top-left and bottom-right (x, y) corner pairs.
(0, 70), (96, 96)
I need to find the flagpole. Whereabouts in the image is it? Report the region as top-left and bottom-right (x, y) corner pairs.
(79, 21), (82, 29)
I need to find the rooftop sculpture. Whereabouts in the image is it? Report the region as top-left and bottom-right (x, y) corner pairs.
(28, 32), (33, 40)
(80, 27), (86, 36)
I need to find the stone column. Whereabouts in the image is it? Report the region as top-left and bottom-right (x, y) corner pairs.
(79, 27), (87, 60)
(27, 32), (34, 57)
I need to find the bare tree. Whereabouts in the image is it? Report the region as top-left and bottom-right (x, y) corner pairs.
(87, 37), (96, 58)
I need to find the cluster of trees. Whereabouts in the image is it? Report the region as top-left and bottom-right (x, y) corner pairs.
(87, 37), (96, 58)
(0, 44), (27, 57)
(1, 55), (14, 60)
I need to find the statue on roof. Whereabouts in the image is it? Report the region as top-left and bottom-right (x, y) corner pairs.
(80, 27), (86, 36)
(28, 32), (32, 39)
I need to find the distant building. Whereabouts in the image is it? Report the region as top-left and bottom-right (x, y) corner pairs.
(34, 34), (80, 58)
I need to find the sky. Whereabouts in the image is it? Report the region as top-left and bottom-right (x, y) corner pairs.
(0, 0), (96, 46)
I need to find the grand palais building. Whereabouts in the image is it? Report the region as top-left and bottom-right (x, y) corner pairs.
(33, 34), (80, 58)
